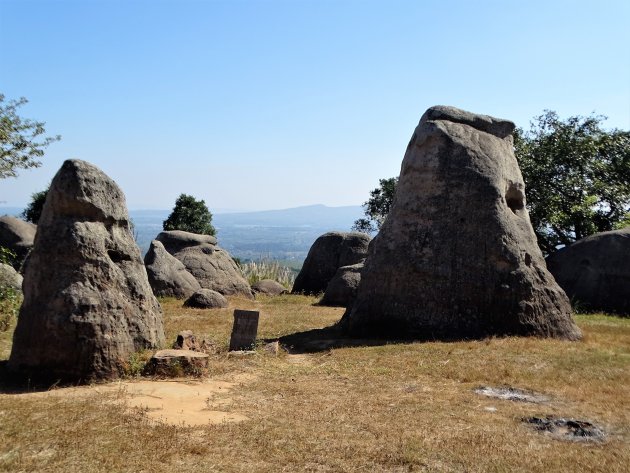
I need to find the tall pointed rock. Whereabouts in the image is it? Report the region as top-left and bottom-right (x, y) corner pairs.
(8, 159), (165, 382)
(343, 106), (581, 340)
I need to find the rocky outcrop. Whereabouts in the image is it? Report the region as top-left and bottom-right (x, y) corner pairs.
(156, 230), (253, 299)
(184, 288), (228, 309)
(292, 232), (371, 295)
(342, 106), (580, 340)
(0, 216), (36, 270)
(8, 159), (165, 382)
(144, 240), (201, 298)
(252, 279), (288, 296)
(320, 263), (363, 307)
(0, 263), (22, 290)
(546, 228), (630, 315)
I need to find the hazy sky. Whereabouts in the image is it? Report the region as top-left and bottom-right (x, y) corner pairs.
(1, 0), (629, 211)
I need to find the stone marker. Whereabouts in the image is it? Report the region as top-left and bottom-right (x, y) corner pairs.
(342, 106), (581, 340)
(8, 159), (165, 382)
(229, 309), (260, 351)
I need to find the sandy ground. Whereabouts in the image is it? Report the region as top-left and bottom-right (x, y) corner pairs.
(14, 374), (255, 427)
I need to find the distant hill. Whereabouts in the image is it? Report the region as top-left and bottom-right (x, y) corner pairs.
(1, 204), (365, 263)
(132, 204), (364, 262)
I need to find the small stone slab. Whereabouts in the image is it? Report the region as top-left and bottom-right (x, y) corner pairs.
(229, 309), (259, 351)
(144, 349), (209, 377)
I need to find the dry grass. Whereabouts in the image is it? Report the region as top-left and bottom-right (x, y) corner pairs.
(1, 296), (629, 472)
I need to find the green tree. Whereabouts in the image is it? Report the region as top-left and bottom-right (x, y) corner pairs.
(1, 94), (60, 179)
(21, 188), (48, 223)
(163, 194), (216, 236)
(352, 177), (398, 233)
(514, 111), (630, 255)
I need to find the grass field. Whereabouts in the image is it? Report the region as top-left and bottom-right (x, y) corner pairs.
(1, 295), (629, 472)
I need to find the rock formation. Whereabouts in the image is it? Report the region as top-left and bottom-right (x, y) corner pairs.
(320, 263), (363, 307)
(184, 288), (229, 309)
(156, 230), (253, 299)
(546, 227), (630, 315)
(8, 159), (165, 382)
(0, 263), (23, 291)
(292, 232), (371, 295)
(342, 106), (581, 340)
(0, 216), (36, 270)
(252, 279), (288, 296)
(144, 239), (201, 298)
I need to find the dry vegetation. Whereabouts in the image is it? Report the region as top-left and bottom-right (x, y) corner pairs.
(1, 295), (629, 472)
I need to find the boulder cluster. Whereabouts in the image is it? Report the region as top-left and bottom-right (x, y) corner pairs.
(6, 105), (629, 385)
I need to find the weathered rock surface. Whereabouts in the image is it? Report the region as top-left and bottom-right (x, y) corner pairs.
(8, 159), (165, 382)
(0, 263), (23, 290)
(0, 216), (36, 270)
(173, 330), (215, 353)
(144, 240), (201, 298)
(320, 263), (363, 307)
(546, 228), (630, 315)
(292, 232), (371, 295)
(342, 105), (580, 340)
(184, 288), (228, 309)
(156, 230), (253, 299)
(252, 279), (288, 296)
(143, 349), (209, 377)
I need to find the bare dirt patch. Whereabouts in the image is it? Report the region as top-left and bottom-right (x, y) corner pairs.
(14, 377), (254, 427)
(524, 416), (606, 442)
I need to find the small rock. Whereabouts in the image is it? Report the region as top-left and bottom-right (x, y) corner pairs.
(252, 279), (287, 296)
(144, 349), (209, 377)
(172, 330), (215, 354)
(184, 289), (228, 309)
(0, 263), (23, 291)
(263, 341), (280, 356)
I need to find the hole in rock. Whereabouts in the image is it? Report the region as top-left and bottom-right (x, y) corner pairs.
(107, 249), (132, 263)
(505, 184), (525, 214)
(523, 416), (606, 442)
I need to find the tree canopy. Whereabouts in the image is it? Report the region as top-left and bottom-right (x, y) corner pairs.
(514, 111), (630, 254)
(352, 177), (398, 234)
(21, 188), (48, 224)
(0, 94), (60, 179)
(163, 194), (216, 236)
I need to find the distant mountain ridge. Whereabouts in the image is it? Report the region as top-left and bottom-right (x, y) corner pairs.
(0, 204), (365, 262)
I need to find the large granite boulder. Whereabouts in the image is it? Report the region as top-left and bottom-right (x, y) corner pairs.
(320, 263), (363, 307)
(144, 239), (201, 298)
(156, 230), (253, 299)
(184, 288), (228, 309)
(0, 216), (36, 270)
(546, 228), (630, 315)
(8, 159), (165, 382)
(252, 279), (288, 296)
(0, 263), (23, 290)
(342, 106), (580, 340)
(292, 232), (371, 295)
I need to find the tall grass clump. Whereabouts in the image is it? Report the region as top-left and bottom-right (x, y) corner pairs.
(240, 257), (296, 289)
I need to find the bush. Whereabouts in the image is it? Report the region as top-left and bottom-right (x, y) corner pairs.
(21, 188), (48, 223)
(0, 285), (21, 331)
(163, 194), (216, 236)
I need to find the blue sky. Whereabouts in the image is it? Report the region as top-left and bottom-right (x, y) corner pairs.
(1, 0), (629, 211)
